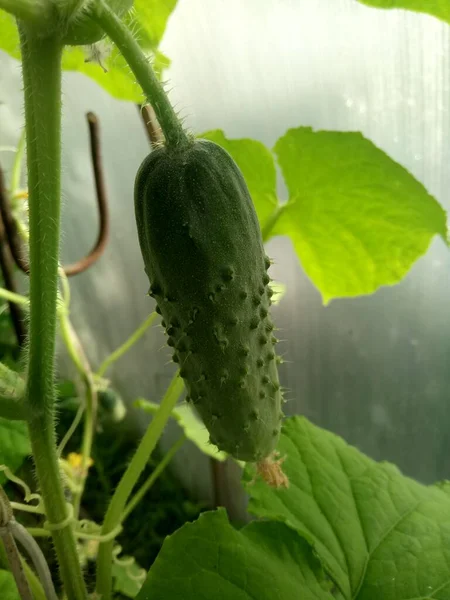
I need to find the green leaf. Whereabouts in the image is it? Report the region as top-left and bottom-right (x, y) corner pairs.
(125, 0), (178, 50)
(272, 127), (447, 304)
(62, 45), (142, 103)
(0, 1), (178, 103)
(135, 399), (227, 461)
(112, 558), (146, 598)
(356, 0), (450, 25)
(136, 508), (341, 600)
(0, 570), (20, 600)
(244, 415), (450, 599)
(0, 12), (20, 59)
(0, 418), (30, 483)
(200, 130), (279, 230)
(153, 50), (171, 79)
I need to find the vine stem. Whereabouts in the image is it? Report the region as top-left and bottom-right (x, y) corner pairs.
(96, 373), (184, 599)
(0, 287), (28, 306)
(57, 267), (97, 518)
(89, 0), (189, 149)
(59, 312), (97, 518)
(10, 129), (26, 195)
(97, 312), (157, 377)
(0, 526), (33, 600)
(0, 537), (46, 600)
(19, 26), (87, 600)
(122, 435), (186, 523)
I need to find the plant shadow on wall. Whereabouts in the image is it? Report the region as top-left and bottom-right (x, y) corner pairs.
(0, 1), (449, 600)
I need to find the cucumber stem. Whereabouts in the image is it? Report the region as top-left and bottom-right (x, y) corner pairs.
(95, 373), (184, 599)
(89, 0), (188, 148)
(19, 25), (87, 600)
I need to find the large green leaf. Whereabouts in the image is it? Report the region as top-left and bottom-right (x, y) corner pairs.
(200, 130), (279, 230)
(136, 508), (341, 600)
(0, 418), (30, 483)
(272, 127), (447, 304)
(0, 1), (178, 102)
(356, 0), (450, 25)
(244, 416), (450, 599)
(0, 570), (20, 600)
(125, 0), (178, 50)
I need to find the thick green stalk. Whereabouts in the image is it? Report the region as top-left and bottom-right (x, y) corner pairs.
(122, 435), (185, 523)
(96, 373), (184, 599)
(0, 0), (47, 22)
(89, 0), (188, 148)
(19, 26), (87, 600)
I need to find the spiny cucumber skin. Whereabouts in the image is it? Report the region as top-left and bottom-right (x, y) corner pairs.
(134, 139), (283, 462)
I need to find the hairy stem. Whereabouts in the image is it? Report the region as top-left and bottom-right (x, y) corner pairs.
(89, 0), (188, 148)
(19, 25), (87, 600)
(96, 373), (184, 599)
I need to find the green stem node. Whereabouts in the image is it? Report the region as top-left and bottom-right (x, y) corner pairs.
(19, 26), (87, 600)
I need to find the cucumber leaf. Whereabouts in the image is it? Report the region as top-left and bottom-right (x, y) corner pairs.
(272, 127), (447, 304)
(0, 417), (30, 484)
(0, 571), (20, 600)
(356, 0), (450, 25)
(125, 0), (178, 50)
(136, 508), (341, 600)
(200, 130), (279, 231)
(244, 415), (450, 599)
(0, 1), (178, 102)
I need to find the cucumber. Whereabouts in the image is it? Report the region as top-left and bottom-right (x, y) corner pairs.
(134, 139), (283, 463)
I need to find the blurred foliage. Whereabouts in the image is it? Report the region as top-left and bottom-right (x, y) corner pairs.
(357, 0), (450, 25)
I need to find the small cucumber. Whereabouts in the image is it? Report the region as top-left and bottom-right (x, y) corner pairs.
(134, 139), (283, 462)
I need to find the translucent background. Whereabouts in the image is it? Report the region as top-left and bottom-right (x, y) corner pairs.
(0, 0), (449, 512)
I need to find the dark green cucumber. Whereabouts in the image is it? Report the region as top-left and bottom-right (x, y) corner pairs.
(134, 139), (283, 462)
